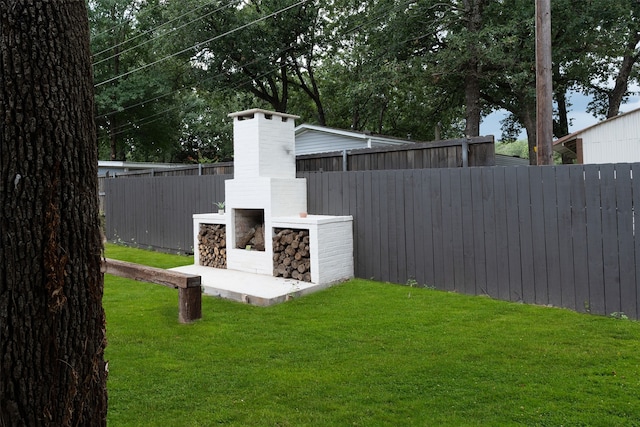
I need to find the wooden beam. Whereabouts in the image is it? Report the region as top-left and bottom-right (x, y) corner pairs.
(102, 258), (202, 323)
(102, 258), (200, 289)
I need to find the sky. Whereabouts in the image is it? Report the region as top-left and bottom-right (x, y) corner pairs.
(480, 91), (640, 141)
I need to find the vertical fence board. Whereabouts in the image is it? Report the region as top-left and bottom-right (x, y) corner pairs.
(449, 169), (466, 292)
(369, 171), (382, 280)
(482, 168), (499, 298)
(309, 172), (321, 214)
(471, 168), (486, 295)
(347, 173), (359, 278)
(413, 170), (427, 285)
(542, 167), (562, 308)
(431, 170), (445, 288)
(460, 168), (476, 295)
(164, 179), (177, 251)
(504, 167), (523, 302)
(569, 166), (590, 313)
(421, 170), (436, 287)
(385, 172), (398, 283)
(440, 170), (456, 291)
(584, 166), (605, 315)
(493, 168), (511, 301)
(600, 164), (622, 315)
(183, 178), (195, 251)
(342, 172), (352, 217)
(529, 167), (548, 305)
(384, 171), (397, 283)
(172, 179), (183, 251)
(123, 179), (136, 244)
(633, 164), (640, 320)
(516, 167), (535, 303)
(354, 172), (367, 279)
(378, 172), (391, 281)
(321, 173), (330, 215)
(555, 166), (576, 310)
(403, 172), (417, 283)
(328, 173), (343, 215)
(395, 172), (408, 284)
(614, 164), (636, 319)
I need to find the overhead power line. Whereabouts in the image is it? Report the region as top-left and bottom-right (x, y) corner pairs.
(94, 0), (310, 87)
(98, 68), (278, 139)
(92, 0), (235, 65)
(91, 0), (165, 41)
(97, 0), (421, 139)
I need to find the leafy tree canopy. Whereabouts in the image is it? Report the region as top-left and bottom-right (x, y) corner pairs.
(89, 0), (640, 162)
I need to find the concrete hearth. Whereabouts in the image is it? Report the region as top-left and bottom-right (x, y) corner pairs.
(171, 263), (333, 307)
(190, 109), (354, 305)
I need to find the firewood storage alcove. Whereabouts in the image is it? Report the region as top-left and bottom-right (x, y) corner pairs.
(198, 223), (226, 268)
(273, 228), (311, 282)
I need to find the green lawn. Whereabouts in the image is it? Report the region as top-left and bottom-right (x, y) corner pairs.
(104, 244), (640, 426)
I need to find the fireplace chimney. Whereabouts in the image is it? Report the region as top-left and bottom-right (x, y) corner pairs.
(225, 109), (307, 274)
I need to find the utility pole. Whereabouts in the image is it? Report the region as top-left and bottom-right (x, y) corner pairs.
(535, 0), (553, 165)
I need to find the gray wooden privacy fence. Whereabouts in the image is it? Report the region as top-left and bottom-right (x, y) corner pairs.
(105, 163), (640, 319)
(106, 175), (231, 253)
(296, 136), (495, 171)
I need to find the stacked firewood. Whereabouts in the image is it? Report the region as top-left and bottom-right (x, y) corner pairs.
(198, 224), (226, 268)
(273, 228), (311, 282)
(236, 224), (265, 251)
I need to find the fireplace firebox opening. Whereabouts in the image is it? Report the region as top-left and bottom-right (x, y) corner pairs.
(235, 209), (265, 251)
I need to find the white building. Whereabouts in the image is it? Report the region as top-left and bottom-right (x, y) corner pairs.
(553, 108), (640, 164)
(294, 124), (410, 155)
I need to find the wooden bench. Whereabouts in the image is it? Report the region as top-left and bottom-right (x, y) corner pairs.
(102, 258), (202, 323)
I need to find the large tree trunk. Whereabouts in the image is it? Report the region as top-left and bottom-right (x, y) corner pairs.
(0, 1), (108, 425)
(554, 87), (569, 137)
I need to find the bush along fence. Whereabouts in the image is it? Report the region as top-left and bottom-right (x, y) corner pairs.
(105, 163), (640, 320)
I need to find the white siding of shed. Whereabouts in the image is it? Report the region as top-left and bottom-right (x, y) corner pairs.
(581, 112), (640, 164)
(295, 131), (366, 155)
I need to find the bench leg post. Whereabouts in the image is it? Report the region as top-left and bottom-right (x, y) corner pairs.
(178, 286), (202, 323)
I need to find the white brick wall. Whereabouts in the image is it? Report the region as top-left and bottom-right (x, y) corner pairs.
(272, 216), (354, 285)
(192, 213), (226, 265)
(225, 177), (307, 275)
(226, 248), (272, 275)
(230, 110), (297, 180)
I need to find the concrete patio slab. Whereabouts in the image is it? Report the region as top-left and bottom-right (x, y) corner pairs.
(170, 264), (336, 306)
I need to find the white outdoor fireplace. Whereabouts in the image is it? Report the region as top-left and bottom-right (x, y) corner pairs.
(193, 109), (353, 286)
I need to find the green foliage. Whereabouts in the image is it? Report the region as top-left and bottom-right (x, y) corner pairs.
(496, 140), (564, 164)
(89, 0), (640, 161)
(495, 140), (529, 159)
(105, 244), (640, 426)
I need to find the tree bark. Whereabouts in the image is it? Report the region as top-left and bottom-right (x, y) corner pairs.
(0, 1), (108, 425)
(554, 86), (569, 137)
(607, 30), (640, 118)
